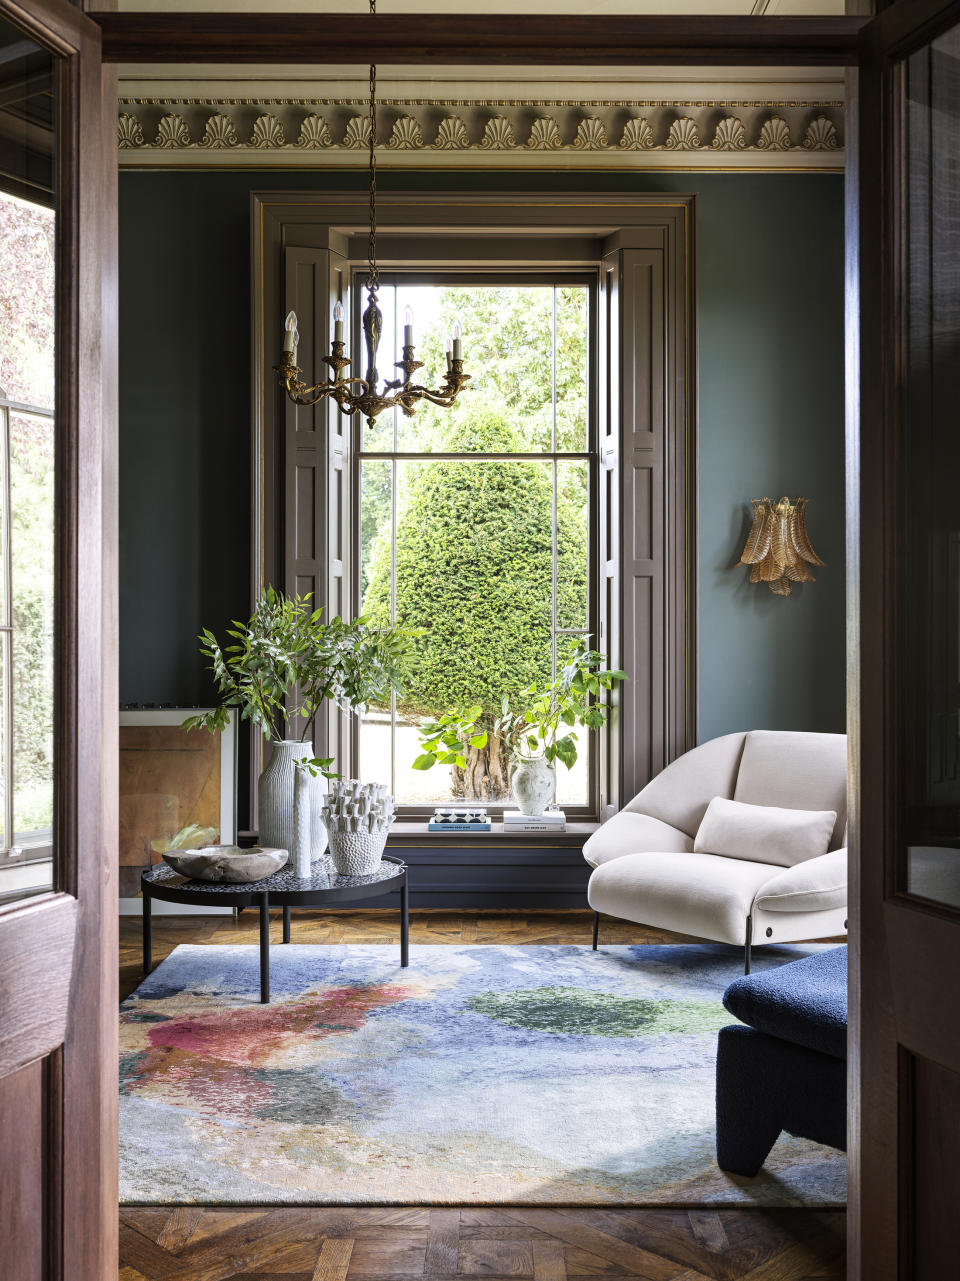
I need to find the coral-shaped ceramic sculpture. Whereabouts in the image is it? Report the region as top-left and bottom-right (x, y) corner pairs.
(322, 779), (395, 876)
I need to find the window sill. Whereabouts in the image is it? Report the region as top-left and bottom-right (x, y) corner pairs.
(386, 821), (599, 847)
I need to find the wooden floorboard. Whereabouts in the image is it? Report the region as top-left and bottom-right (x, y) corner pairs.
(118, 910), (846, 1280)
(118, 1208), (846, 1281)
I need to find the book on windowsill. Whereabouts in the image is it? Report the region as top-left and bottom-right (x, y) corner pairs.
(427, 820), (492, 832)
(502, 809), (567, 833)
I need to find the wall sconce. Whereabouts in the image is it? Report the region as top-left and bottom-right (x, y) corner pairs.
(736, 497), (823, 597)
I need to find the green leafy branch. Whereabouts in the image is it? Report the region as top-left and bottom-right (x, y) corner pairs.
(412, 705), (488, 771)
(497, 637), (627, 770)
(181, 586), (419, 765)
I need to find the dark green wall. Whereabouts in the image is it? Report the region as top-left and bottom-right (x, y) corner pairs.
(119, 168), (845, 741)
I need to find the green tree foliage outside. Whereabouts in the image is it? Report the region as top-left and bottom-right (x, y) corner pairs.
(0, 192), (56, 838)
(362, 283), (590, 800)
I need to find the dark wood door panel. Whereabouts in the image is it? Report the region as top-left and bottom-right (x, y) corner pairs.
(0, 1054), (60, 1281)
(0, 895), (76, 1077)
(886, 904), (960, 1068)
(905, 1052), (960, 1279)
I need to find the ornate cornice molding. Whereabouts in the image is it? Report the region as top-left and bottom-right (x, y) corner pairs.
(116, 98), (843, 169)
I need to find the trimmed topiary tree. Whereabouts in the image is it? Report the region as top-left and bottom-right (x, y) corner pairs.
(363, 405), (588, 798)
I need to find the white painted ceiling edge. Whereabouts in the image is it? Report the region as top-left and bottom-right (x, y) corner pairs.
(119, 65), (846, 103)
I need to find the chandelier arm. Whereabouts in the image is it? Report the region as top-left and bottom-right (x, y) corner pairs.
(278, 374), (369, 409)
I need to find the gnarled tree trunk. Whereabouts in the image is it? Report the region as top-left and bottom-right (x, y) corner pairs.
(451, 731), (512, 801)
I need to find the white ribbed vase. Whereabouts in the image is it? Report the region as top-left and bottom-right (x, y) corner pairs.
(293, 766), (330, 876)
(512, 755), (556, 817)
(258, 741), (328, 869)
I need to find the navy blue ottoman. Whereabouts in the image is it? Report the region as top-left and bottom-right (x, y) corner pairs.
(715, 946), (847, 1176)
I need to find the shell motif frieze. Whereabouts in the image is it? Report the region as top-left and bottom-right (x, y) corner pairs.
(665, 117), (701, 151)
(480, 116), (515, 150)
(757, 117), (792, 151)
(343, 115), (373, 149)
(619, 117), (654, 150)
(389, 115), (424, 150)
(297, 115), (333, 149)
(434, 116), (471, 150)
(118, 113), (144, 149)
(712, 117), (747, 151)
(803, 116), (839, 151)
(527, 116), (563, 150)
(199, 114), (240, 149)
(117, 101), (844, 163)
(251, 114), (286, 149)
(571, 117), (607, 151)
(155, 113), (192, 149)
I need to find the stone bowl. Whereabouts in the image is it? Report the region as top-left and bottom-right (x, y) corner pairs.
(161, 845), (288, 883)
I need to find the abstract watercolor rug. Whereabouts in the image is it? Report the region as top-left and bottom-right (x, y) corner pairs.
(119, 943), (846, 1207)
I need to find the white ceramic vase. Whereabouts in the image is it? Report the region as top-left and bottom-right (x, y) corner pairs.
(512, 755), (556, 817)
(258, 740), (328, 870)
(293, 766), (330, 876)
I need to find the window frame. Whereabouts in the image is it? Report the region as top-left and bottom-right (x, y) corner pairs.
(349, 267), (600, 820)
(0, 387), (55, 870)
(251, 191), (697, 842)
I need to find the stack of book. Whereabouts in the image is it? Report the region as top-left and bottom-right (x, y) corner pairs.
(502, 809), (567, 834)
(428, 807), (492, 832)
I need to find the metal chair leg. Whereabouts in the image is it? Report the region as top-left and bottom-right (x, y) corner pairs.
(744, 914), (753, 975)
(592, 911), (600, 951)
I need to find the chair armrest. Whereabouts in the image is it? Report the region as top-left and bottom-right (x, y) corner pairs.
(754, 848), (847, 914)
(583, 810), (693, 868)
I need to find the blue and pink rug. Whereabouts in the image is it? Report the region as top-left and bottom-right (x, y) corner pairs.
(119, 943), (846, 1206)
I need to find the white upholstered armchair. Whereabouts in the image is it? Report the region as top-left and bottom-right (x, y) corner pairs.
(585, 731), (847, 971)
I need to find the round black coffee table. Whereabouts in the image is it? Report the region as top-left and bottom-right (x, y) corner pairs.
(140, 855), (408, 1003)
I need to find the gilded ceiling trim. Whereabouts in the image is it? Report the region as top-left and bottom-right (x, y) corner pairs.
(117, 98), (844, 169)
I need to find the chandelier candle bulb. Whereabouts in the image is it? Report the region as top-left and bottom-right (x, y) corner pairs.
(282, 310), (298, 355)
(445, 336), (453, 370)
(403, 304), (414, 347)
(333, 300), (344, 343)
(452, 320), (462, 360)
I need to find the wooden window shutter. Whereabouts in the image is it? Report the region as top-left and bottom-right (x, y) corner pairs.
(281, 244), (353, 769)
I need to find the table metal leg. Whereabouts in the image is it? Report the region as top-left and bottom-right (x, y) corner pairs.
(259, 893), (270, 1003)
(400, 874), (409, 968)
(143, 887), (152, 974)
(283, 905), (291, 944)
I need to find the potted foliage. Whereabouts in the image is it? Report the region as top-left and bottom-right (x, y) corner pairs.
(184, 587), (415, 866)
(414, 638), (626, 816)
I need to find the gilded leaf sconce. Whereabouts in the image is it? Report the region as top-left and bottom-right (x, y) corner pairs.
(737, 497), (823, 597)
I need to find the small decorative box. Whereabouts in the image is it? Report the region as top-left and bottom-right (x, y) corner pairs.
(427, 806), (492, 833)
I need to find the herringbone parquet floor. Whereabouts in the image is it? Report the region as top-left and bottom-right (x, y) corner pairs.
(118, 910), (846, 1281)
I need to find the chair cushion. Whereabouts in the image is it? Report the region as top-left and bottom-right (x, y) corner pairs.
(587, 851), (779, 945)
(754, 847), (847, 912)
(733, 730), (847, 851)
(625, 732), (747, 836)
(693, 796), (837, 868)
(583, 811), (693, 868)
(722, 945), (847, 1060)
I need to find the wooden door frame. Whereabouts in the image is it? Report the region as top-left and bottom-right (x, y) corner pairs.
(851, 2), (960, 1278)
(0, 1), (117, 1279)
(71, 8), (862, 1277)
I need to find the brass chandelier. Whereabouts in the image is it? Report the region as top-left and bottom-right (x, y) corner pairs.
(275, 3), (470, 429)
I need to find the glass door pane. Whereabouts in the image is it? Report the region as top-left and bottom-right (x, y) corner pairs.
(0, 19), (57, 903)
(902, 21), (960, 910)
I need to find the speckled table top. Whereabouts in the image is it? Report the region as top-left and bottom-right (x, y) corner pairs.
(142, 858), (405, 899)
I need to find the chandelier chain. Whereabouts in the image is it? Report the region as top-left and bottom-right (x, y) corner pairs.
(275, 0), (470, 427)
(368, 0), (377, 289)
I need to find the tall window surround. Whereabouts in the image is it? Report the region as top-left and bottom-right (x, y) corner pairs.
(252, 192), (696, 829)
